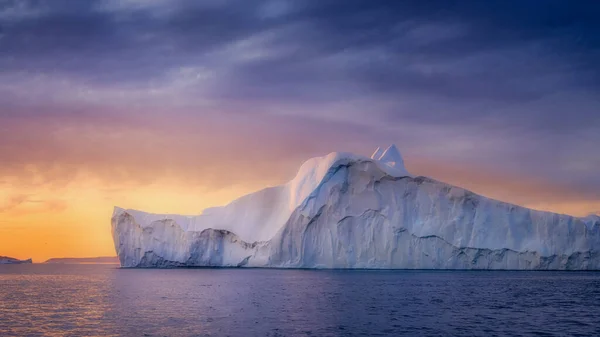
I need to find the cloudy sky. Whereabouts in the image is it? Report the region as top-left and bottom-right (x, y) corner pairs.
(1, 0), (599, 261)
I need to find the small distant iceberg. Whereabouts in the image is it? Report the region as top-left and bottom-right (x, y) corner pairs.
(0, 256), (32, 264)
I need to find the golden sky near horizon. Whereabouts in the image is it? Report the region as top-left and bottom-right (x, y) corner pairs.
(2, 143), (599, 263)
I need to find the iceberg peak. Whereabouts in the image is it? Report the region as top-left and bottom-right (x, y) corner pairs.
(371, 144), (409, 175)
(371, 147), (384, 160)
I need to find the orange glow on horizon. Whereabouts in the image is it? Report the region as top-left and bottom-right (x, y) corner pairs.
(0, 174), (267, 262)
(1, 159), (598, 262)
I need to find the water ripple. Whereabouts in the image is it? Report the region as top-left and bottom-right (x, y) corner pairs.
(1, 266), (600, 336)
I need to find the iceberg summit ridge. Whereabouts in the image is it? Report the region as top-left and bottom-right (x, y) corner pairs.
(111, 145), (600, 269)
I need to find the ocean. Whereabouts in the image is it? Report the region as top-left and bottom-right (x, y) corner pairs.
(1, 264), (599, 336)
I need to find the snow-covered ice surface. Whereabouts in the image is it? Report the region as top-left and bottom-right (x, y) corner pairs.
(112, 145), (600, 269)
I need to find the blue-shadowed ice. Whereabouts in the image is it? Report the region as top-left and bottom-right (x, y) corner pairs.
(111, 145), (600, 269)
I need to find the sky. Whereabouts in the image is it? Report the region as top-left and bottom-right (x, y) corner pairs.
(1, 0), (599, 262)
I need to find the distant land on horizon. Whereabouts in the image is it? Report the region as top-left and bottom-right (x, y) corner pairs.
(0, 256), (33, 264)
(44, 256), (119, 264)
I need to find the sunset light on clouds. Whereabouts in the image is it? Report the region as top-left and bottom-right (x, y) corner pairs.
(1, 0), (599, 262)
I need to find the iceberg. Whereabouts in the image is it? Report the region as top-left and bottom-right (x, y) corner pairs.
(0, 256), (32, 264)
(112, 145), (600, 269)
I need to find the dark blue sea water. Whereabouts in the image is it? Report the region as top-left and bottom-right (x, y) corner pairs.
(1, 265), (599, 336)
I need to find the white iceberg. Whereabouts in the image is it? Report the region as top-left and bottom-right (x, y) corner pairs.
(111, 145), (600, 269)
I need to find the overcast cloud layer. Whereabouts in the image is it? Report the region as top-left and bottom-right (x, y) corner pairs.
(1, 0), (599, 211)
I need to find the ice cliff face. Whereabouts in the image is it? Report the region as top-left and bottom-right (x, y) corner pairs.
(112, 145), (600, 269)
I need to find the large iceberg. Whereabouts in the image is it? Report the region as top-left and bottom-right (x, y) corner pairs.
(112, 145), (600, 269)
